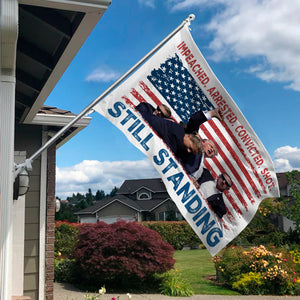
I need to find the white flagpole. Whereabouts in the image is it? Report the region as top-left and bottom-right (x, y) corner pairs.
(14, 14), (195, 177)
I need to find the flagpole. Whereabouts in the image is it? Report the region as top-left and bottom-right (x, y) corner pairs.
(14, 14), (195, 177)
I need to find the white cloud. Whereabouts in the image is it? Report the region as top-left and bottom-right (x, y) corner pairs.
(169, 0), (226, 11)
(138, 0), (156, 8)
(170, 0), (300, 91)
(273, 145), (300, 172)
(85, 67), (120, 82)
(56, 159), (159, 198)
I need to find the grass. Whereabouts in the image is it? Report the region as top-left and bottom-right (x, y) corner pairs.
(174, 249), (240, 295)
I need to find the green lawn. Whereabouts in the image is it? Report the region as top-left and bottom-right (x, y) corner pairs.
(174, 249), (240, 295)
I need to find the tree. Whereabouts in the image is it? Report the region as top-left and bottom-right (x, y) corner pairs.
(85, 188), (94, 205)
(283, 170), (300, 231)
(95, 189), (105, 201)
(109, 186), (119, 197)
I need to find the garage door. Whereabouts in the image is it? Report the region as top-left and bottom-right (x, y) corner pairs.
(98, 215), (137, 224)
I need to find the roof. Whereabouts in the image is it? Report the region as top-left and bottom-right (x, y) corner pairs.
(38, 105), (75, 116)
(277, 171), (300, 189)
(75, 197), (172, 215)
(14, 0), (111, 136)
(32, 105), (91, 148)
(117, 178), (167, 195)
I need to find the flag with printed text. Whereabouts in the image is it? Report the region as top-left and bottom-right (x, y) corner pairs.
(94, 24), (279, 256)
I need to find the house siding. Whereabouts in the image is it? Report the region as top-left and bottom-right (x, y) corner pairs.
(97, 201), (138, 221)
(15, 125), (42, 299)
(15, 125), (56, 300)
(152, 200), (178, 220)
(98, 201), (137, 216)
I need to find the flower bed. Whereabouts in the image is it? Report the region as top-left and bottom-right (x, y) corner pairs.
(213, 245), (299, 295)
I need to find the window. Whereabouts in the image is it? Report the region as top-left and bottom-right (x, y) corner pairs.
(137, 190), (151, 200)
(158, 210), (183, 221)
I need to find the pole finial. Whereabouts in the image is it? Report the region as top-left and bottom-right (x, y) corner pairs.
(188, 14), (195, 21)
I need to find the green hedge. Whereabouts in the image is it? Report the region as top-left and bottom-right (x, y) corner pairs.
(55, 221), (80, 259)
(54, 221), (202, 255)
(142, 221), (202, 250)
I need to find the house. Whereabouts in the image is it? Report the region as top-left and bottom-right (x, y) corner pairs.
(277, 171), (299, 231)
(75, 178), (184, 224)
(75, 173), (299, 230)
(0, 1), (111, 299)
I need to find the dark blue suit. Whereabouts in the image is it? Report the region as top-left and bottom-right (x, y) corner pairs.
(136, 103), (186, 157)
(136, 103), (209, 174)
(198, 168), (227, 219)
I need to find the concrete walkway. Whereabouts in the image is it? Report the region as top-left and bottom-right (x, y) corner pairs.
(54, 282), (300, 300)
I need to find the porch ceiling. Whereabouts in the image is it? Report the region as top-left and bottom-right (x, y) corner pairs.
(15, 0), (111, 126)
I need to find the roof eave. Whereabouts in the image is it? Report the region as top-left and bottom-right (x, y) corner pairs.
(20, 0), (111, 124)
(32, 113), (91, 149)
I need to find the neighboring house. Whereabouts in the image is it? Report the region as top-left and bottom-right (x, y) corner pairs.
(75, 178), (184, 224)
(75, 173), (299, 230)
(277, 172), (299, 231)
(0, 1), (111, 299)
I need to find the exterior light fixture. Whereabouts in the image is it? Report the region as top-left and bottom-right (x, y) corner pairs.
(13, 169), (30, 200)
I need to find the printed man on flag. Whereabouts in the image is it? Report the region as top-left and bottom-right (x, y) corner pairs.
(136, 101), (229, 218)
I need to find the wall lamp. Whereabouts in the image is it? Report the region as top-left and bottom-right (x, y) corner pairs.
(13, 160), (32, 200)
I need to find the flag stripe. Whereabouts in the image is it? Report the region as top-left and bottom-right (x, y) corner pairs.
(122, 95), (135, 109)
(205, 159), (243, 216)
(221, 122), (267, 194)
(209, 122), (260, 202)
(139, 81), (178, 123)
(204, 162), (236, 222)
(131, 88), (147, 103)
(201, 125), (252, 210)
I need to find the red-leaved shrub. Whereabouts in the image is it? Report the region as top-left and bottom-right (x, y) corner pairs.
(74, 221), (175, 288)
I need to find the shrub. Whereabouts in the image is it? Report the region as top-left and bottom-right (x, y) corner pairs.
(55, 221), (80, 259)
(232, 272), (264, 295)
(213, 245), (296, 295)
(54, 258), (77, 283)
(74, 221), (175, 289)
(155, 269), (194, 297)
(142, 221), (202, 250)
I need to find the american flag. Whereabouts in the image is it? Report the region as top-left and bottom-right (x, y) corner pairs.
(119, 53), (274, 229)
(94, 25), (279, 251)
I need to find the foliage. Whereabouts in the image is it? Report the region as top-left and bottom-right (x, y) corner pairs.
(155, 269), (194, 297)
(232, 272), (264, 295)
(55, 186), (119, 222)
(55, 221), (80, 259)
(74, 221), (175, 289)
(213, 245), (296, 295)
(142, 221), (202, 250)
(282, 170), (300, 231)
(283, 228), (300, 246)
(54, 258), (77, 283)
(174, 249), (239, 295)
(231, 197), (284, 246)
(84, 287), (132, 300)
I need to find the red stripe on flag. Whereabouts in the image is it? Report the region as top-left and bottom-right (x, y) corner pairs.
(201, 125), (252, 211)
(131, 88), (147, 103)
(205, 160), (243, 216)
(206, 165), (236, 222)
(122, 96), (135, 109)
(139, 81), (162, 105)
(139, 81), (178, 123)
(210, 122), (260, 202)
(222, 122), (267, 195)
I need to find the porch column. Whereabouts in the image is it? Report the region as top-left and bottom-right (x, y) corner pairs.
(0, 0), (18, 299)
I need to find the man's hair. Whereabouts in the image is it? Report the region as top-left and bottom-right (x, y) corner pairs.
(161, 104), (171, 118)
(189, 133), (203, 155)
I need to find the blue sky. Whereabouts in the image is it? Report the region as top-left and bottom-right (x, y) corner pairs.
(46, 0), (300, 198)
